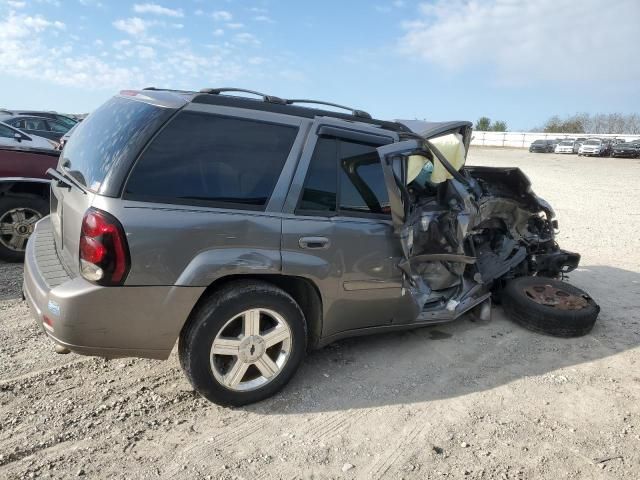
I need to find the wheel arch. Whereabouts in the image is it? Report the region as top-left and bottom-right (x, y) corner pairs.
(182, 274), (324, 349)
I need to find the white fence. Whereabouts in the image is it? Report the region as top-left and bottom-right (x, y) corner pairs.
(471, 131), (640, 149)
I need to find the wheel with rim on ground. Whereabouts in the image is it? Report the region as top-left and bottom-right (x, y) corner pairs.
(0, 195), (48, 262)
(501, 276), (600, 337)
(179, 280), (307, 406)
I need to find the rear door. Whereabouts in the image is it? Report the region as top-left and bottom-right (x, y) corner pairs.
(282, 123), (415, 338)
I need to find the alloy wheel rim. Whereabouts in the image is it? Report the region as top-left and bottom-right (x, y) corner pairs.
(0, 208), (42, 252)
(210, 308), (292, 392)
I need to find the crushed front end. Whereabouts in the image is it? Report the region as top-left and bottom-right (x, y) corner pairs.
(378, 122), (581, 322)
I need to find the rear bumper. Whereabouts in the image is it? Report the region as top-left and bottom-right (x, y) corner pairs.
(23, 217), (205, 360)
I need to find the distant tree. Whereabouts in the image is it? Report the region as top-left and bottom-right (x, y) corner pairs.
(543, 115), (563, 133)
(537, 112), (640, 134)
(475, 117), (491, 131)
(491, 120), (507, 132)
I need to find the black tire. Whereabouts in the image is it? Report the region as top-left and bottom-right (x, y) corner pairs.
(0, 195), (48, 263)
(502, 276), (599, 337)
(179, 280), (307, 407)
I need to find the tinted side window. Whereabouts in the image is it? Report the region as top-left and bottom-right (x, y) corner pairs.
(125, 112), (298, 209)
(0, 124), (14, 138)
(26, 118), (47, 130)
(299, 137), (337, 212)
(338, 140), (389, 215)
(48, 120), (68, 133)
(298, 136), (390, 216)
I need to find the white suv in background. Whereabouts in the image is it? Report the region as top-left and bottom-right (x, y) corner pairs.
(578, 139), (604, 156)
(555, 140), (578, 154)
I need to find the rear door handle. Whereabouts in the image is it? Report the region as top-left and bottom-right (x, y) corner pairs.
(298, 236), (331, 250)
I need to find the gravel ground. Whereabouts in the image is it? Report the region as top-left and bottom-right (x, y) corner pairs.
(1, 149), (639, 479)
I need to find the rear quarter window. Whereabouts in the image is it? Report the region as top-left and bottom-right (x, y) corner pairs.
(124, 112), (298, 209)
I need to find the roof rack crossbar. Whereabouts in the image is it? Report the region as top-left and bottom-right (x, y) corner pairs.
(284, 99), (372, 119)
(199, 87), (286, 105)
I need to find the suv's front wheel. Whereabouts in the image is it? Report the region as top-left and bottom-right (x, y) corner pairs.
(179, 281), (307, 406)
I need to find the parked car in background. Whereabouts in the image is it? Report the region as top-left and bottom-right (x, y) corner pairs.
(0, 110), (78, 129)
(0, 121), (57, 150)
(578, 139), (607, 156)
(56, 123), (78, 151)
(529, 139), (554, 153)
(0, 124), (59, 261)
(611, 141), (640, 158)
(1, 115), (70, 142)
(555, 140), (579, 154)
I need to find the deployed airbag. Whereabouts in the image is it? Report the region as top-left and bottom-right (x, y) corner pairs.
(429, 133), (466, 184)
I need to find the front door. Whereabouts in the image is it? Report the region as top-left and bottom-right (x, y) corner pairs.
(282, 130), (416, 338)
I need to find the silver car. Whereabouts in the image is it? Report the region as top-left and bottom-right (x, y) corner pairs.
(23, 88), (598, 406)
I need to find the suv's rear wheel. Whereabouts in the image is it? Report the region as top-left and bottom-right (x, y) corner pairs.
(0, 195), (48, 262)
(179, 281), (307, 406)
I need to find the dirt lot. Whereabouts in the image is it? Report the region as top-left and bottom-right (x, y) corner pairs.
(1, 148), (639, 480)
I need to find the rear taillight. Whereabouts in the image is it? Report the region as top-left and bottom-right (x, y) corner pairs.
(79, 208), (130, 286)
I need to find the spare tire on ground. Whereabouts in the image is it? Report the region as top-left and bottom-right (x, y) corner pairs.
(501, 276), (600, 337)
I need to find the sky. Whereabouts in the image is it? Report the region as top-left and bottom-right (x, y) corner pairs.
(0, 0), (638, 130)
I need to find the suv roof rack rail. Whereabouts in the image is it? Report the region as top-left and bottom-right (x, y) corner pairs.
(285, 99), (372, 119)
(143, 86), (198, 94)
(199, 87), (286, 105)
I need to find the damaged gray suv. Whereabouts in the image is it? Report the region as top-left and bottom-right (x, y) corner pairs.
(24, 88), (599, 406)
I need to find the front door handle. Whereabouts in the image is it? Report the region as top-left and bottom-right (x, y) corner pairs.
(298, 236), (331, 250)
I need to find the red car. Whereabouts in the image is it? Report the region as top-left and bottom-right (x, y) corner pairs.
(0, 145), (59, 261)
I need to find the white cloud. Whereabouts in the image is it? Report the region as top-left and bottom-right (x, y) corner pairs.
(0, 7), (293, 94)
(78, 0), (103, 7)
(0, 12), (65, 38)
(211, 10), (232, 21)
(234, 32), (259, 45)
(375, 1), (405, 13)
(7, 1), (26, 8)
(0, 12), (140, 88)
(400, 0), (640, 85)
(253, 15), (274, 23)
(226, 22), (243, 29)
(133, 3), (183, 18)
(113, 17), (151, 36)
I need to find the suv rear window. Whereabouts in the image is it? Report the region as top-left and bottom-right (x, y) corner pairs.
(125, 112), (298, 209)
(61, 96), (172, 192)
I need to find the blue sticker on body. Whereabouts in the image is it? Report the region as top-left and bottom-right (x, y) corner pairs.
(47, 300), (61, 316)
